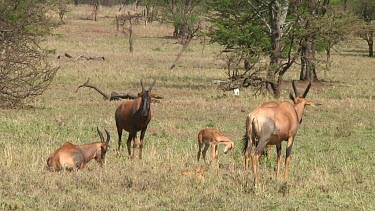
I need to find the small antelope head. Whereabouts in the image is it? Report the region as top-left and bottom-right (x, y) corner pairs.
(140, 79), (156, 117)
(224, 142), (235, 154)
(96, 127), (111, 164)
(289, 81), (321, 107)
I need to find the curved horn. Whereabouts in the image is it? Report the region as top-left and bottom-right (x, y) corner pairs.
(292, 80), (299, 97)
(148, 79), (156, 91)
(104, 129), (110, 144)
(289, 92), (295, 103)
(302, 81), (312, 98)
(141, 79), (145, 92)
(97, 127), (104, 142)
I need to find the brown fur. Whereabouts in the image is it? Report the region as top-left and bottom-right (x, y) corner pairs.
(46, 128), (110, 171)
(197, 128), (235, 162)
(180, 166), (205, 180)
(115, 79), (155, 160)
(244, 81), (321, 185)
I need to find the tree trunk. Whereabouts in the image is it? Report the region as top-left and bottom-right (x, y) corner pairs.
(300, 38), (318, 82)
(173, 25), (179, 38)
(308, 38), (318, 82)
(326, 46), (331, 70)
(129, 18), (133, 53)
(273, 75), (284, 99)
(368, 31), (373, 57)
(300, 39), (308, 80)
(267, 0), (289, 98)
(170, 38), (192, 70)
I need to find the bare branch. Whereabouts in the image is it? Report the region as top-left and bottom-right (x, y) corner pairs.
(248, 0), (271, 32)
(76, 79), (110, 100)
(76, 55), (105, 61)
(76, 80), (163, 101)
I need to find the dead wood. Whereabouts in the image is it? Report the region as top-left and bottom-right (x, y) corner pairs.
(57, 53), (105, 61)
(76, 79), (163, 101)
(76, 55), (105, 61)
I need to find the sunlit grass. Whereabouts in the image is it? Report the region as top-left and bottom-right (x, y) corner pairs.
(1, 4), (374, 210)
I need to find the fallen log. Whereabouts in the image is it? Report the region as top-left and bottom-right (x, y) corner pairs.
(76, 79), (163, 101)
(76, 55), (105, 61)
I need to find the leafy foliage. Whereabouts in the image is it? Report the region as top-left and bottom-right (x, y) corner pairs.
(208, 0), (270, 54)
(208, 0), (357, 94)
(346, 0), (375, 56)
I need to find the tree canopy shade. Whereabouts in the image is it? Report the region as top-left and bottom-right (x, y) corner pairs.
(208, 0), (353, 97)
(0, 0), (59, 107)
(347, 0), (375, 57)
(208, 0), (299, 97)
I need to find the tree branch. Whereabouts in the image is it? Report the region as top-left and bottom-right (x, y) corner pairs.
(76, 79), (163, 101)
(75, 79), (110, 99)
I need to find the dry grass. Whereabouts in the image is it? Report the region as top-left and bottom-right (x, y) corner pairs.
(1, 5), (375, 210)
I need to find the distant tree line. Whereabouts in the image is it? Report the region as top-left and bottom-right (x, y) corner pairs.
(1, 0), (374, 107)
(72, 0), (137, 6)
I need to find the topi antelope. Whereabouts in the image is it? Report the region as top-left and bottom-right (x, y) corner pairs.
(46, 127), (110, 171)
(243, 81), (321, 185)
(197, 128), (235, 162)
(115, 79), (155, 160)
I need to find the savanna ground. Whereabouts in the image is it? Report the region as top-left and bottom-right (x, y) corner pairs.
(1, 5), (375, 210)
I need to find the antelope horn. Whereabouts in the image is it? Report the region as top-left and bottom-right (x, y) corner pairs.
(302, 81), (312, 98)
(148, 79), (156, 91)
(97, 127), (105, 142)
(104, 129), (110, 144)
(289, 92), (295, 102)
(292, 80), (299, 97)
(141, 79), (145, 92)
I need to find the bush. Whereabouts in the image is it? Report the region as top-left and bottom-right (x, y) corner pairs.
(0, 0), (59, 107)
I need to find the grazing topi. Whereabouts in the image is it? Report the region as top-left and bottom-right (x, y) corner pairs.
(243, 81), (321, 185)
(197, 128), (235, 162)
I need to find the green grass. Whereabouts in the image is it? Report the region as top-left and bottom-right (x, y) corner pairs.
(1, 5), (375, 210)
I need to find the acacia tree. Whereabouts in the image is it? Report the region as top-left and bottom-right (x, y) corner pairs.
(159, 0), (206, 38)
(156, 0), (207, 69)
(297, 1), (329, 81)
(0, 0), (59, 107)
(209, 0), (300, 97)
(348, 0), (375, 57)
(209, 0), (351, 97)
(298, 1), (356, 81)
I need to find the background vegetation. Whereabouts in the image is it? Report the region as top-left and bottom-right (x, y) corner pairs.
(0, 4), (375, 210)
(0, 0), (58, 106)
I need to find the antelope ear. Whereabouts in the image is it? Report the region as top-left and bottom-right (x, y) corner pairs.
(289, 92), (295, 102)
(309, 101), (322, 107)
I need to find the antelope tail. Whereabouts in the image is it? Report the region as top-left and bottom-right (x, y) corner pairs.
(242, 115), (252, 154)
(242, 133), (249, 155)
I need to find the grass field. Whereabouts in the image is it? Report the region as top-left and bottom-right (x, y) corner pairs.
(1, 5), (375, 210)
